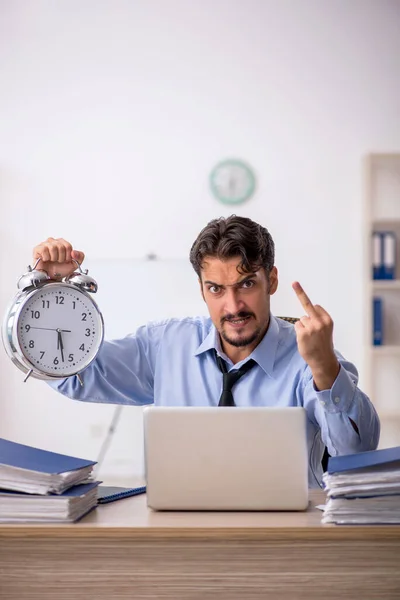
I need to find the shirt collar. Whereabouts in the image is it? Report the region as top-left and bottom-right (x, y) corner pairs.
(194, 325), (219, 357)
(250, 314), (280, 376)
(194, 314), (280, 377)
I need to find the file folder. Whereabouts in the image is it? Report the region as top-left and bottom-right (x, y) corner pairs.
(382, 231), (396, 279)
(372, 232), (383, 280)
(0, 481), (100, 522)
(327, 446), (400, 474)
(373, 297), (383, 346)
(97, 485), (146, 504)
(0, 438), (96, 494)
(372, 231), (397, 280)
(0, 438), (96, 474)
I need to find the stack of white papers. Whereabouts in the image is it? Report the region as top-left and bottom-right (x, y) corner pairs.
(0, 438), (100, 522)
(0, 438), (96, 495)
(322, 446), (400, 525)
(0, 463), (95, 495)
(0, 482), (99, 523)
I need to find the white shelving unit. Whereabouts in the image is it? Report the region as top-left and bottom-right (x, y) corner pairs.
(372, 280), (400, 290)
(365, 153), (400, 449)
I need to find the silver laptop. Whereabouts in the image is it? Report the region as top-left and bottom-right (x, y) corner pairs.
(143, 406), (309, 511)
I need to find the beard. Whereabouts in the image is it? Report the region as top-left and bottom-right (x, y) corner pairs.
(219, 311), (263, 348)
(220, 326), (263, 348)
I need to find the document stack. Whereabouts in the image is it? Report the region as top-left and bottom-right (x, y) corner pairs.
(0, 438), (100, 522)
(322, 446), (400, 524)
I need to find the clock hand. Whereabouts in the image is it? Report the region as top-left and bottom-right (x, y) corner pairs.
(57, 330), (65, 362)
(29, 327), (72, 332)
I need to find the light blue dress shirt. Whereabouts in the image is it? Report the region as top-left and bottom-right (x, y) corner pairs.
(49, 314), (380, 487)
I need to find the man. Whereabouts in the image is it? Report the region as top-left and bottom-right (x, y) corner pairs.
(34, 216), (380, 487)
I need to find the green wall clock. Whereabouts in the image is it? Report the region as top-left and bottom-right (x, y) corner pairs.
(209, 159), (256, 205)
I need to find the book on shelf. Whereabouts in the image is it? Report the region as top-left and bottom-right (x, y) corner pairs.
(0, 438), (96, 495)
(321, 446), (400, 524)
(0, 481), (100, 523)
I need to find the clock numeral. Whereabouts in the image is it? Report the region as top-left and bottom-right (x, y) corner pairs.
(30, 310), (40, 319)
(40, 351), (45, 359)
(25, 324), (31, 332)
(72, 301), (76, 309)
(85, 328), (91, 337)
(55, 296), (64, 305)
(42, 300), (50, 309)
(53, 357), (59, 365)
(79, 343), (85, 351)
(81, 313), (87, 321)
(29, 340), (34, 348)
(68, 353), (74, 362)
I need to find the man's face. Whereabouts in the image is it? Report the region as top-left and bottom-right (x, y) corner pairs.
(200, 256), (278, 354)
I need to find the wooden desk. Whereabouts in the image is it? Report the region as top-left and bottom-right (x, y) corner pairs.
(0, 490), (399, 599)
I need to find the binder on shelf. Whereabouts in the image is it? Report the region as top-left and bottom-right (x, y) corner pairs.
(372, 231), (397, 280)
(383, 231), (396, 279)
(0, 438), (96, 495)
(372, 232), (383, 280)
(373, 297), (383, 346)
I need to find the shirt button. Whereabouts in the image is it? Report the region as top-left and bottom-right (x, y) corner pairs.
(334, 397), (340, 404)
(319, 400), (326, 406)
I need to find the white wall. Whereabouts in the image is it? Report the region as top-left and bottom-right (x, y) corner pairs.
(1, 0), (400, 478)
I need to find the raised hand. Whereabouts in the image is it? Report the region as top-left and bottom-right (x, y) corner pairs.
(292, 281), (340, 390)
(33, 237), (85, 281)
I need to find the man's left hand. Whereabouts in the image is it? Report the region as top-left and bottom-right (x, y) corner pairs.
(292, 281), (340, 391)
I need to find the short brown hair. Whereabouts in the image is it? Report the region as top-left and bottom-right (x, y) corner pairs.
(189, 215), (275, 278)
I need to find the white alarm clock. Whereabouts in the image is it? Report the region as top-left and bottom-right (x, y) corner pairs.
(2, 258), (104, 384)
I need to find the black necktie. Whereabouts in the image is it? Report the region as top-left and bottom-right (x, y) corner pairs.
(215, 351), (256, 406)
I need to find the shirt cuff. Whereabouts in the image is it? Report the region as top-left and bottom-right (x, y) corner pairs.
(313, 365), (356, 414)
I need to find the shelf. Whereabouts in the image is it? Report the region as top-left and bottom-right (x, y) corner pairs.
(369, 153), (400, 161)
(366, 153), (400, 432)
(372, 280), (400, 290)
(371, 345), (400, 356)
(372, 218), (400, 226)
(378, 412), (400, 421)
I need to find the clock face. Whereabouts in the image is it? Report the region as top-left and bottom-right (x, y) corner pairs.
(15, 283), (103, 377)
(209, 159), (256, 205)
